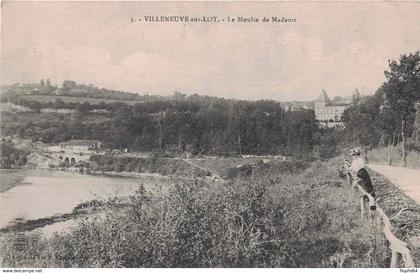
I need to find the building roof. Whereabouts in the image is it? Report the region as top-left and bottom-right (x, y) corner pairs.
(332, 97), (351, 104)
(316, 90), (351, 106)
(316, 90), (333, 104)
(60, 139), (101, 146)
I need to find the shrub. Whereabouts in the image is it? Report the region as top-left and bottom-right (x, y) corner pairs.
(100, 164), (114, 172)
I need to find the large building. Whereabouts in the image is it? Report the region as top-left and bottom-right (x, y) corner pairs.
(314, 90), (351, 126)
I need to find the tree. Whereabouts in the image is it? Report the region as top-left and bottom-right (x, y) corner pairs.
(342, 94), (382, 146)
(45, 78), (55, 92)
(41, 128), (57, 143)
(17, 127), (25, 139)
(351, 89), (361, 105)
(108, 106), (139, 150)
(62, 80), (76, 92)
(382, 51), (420, 166)
(53, 99), (65, 110)
(76, 102), (91, 114)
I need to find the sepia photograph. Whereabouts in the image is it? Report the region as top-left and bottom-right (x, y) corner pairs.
(1, 1), (420, 270)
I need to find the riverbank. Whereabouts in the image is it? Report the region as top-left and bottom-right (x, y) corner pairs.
(0, 157), (389, 267)
(58, 166), (171, 180)
(0, 199), (107, 234)
(0, 169), (164, 236)
(0, 157), (252, 235)
(88, 154), (308, 179)
(0, 156), (311, 237)
(0, 169), (26, 192)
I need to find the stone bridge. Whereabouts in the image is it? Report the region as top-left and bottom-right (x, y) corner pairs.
(48, 151), (92, 166)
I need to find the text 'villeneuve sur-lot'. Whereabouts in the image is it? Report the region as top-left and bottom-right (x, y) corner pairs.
(139, 16), (296, 23)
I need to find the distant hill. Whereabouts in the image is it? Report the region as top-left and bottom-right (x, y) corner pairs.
(17, 95), (140, 105)
(1, 80), (188, 105)
(1, 80), (141, 102)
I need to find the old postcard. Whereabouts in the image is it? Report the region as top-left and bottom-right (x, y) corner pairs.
(1, 1), (420, 270)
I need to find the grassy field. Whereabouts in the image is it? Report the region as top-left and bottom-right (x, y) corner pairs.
(0, 157), (389, 267)
(19, 95), (141, 105)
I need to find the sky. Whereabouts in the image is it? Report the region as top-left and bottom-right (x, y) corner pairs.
(2, 1), (420, 101)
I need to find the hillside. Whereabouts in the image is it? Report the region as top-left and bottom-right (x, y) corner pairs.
(18, 95), (140, 105)
(1, 80), (183, 106)
(1, 80), (141, 101)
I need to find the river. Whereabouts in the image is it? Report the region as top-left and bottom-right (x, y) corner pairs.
(0, 169), (169, 236)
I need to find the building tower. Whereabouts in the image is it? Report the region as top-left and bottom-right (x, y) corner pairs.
(314, 89), (332, 121)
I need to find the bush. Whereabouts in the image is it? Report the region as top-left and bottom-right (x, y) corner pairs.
(406, 138), (420, 152)
(101, 164), (114, 172)
(58, 161), (68, 168)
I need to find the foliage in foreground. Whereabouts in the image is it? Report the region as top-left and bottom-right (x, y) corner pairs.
(0, 159), (388, 267)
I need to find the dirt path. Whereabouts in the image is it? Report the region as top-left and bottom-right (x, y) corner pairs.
(368, 164), (420, 205)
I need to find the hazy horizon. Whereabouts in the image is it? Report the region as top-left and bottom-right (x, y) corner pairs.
(2, 1), (420, 101)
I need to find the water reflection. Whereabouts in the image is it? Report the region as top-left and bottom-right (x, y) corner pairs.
(0, 169), (168, 234)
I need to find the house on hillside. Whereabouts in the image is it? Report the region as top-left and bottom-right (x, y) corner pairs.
(59, 139), (102, 153)
(314, 90), (352, 127)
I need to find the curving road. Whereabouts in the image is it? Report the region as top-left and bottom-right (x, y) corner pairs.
(368, 164), (420, 205)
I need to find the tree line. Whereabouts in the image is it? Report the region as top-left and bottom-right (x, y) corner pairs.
(3, 93), (342, 158)
(0, 140), (28, 169)
(6, 97), (123, 112)
(105, 98), (321, 157)
(342, 51), (420, 164)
